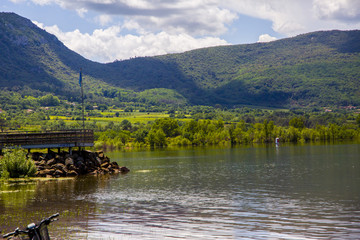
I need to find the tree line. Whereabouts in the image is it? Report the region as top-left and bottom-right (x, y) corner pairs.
(93, 117), (360, 149)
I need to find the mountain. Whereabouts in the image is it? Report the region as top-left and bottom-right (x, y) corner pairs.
(1, 12), (360, 108)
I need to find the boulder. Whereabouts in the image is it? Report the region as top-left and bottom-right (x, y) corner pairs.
(95, 157), (102, 166)
(120, 166), (130, 173)
(65, 157), (74, 166)
(47, 158), (57, 166)
(54, 169), (64, 177)
(111, 162), (119, 168)
(66, 170), (78, 177)
(76, 156), (84, 164)
(101, 162), (109, 169)
(36, 160), (46, 166)
(67, 164), (78, 171)
(43, 169), (55, 175)
(97, 152), (104, 159)
(31, 150), (128, 177)
(53, 163), (66, 172)
(102, 156), (110, 163)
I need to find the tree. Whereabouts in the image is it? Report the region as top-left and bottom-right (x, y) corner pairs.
(120, 119), (132, 131)
(38, 94), (60, 106)
(133, 129), (148, 143)
(147, 129), (166, 147)
(289, 117), (305, 129)
(151, 118), (180, 138)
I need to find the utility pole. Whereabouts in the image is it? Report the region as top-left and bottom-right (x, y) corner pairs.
(79, 68), (85, 130)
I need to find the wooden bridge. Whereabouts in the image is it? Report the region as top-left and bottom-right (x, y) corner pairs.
(0, 129), (94, 150)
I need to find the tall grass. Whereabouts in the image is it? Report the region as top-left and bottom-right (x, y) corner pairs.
(0, 148), (37, 178)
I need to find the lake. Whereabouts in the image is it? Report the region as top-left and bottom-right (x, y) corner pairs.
(1, 142), (360, 239)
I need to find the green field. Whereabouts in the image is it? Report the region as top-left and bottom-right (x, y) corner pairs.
(48, 110), (192, 127)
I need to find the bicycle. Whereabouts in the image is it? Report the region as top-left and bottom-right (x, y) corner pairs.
(2, 213), (59, 240)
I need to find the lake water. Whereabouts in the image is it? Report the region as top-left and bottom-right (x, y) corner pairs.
(1, 142), (360, 239)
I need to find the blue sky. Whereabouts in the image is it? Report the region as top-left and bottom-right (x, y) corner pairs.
(2, 0), (360, 63)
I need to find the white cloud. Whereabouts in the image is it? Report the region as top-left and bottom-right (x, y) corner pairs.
(222, 0), (360, 35)
(76, 8), (87, 18)
(95, 14), (113, 26)
(24, 0), (360, 37)
(26, 0), (238, 36)
(29, 0), (52, 5)
(26, 0), (360, 62)
(34, 22), (228, 63)
(257, 34), (277, 42)
(313, 0), (360, 21)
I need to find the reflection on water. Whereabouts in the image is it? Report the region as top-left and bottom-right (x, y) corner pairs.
(1, 143), (360, 239)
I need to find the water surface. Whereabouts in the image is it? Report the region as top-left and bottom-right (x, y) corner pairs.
(1, 143), (359, 239)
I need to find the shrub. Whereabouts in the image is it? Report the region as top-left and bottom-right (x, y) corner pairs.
(0, 148), (37, 178)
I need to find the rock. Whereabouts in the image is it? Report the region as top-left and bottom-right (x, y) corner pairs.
(76, 156), (84, 163)
(53, 163), (67, 173)
(101, 162), (109, 169)
(84, 150), (96, 161)
(65, 157), (74, 166)
(86, 161), (94, 168)
(37, 165), (45, 171)
(66, 170), (78, 177)
(111, 162), (119, 168)
(37, 160), (46, 166)
(102, 156), (110, 163)
(97, 152), (104, 159)
(95, 157), (102, 166)
(89, 170), (98, 175)
(47, 158), (57, 166)
(36, 171), (44, 177)
(31, 150), (128, 177)
(67, 164), (77, 171)
(75, 160), (85, 168)
(43, 169), (55, 175)
(120, 166), (130, 173)
(54, 169), (64, 177)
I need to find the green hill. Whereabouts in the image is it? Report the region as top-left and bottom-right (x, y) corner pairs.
(1, 12), (359, 108)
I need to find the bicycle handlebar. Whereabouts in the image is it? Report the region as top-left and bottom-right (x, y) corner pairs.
(2, 213), (59, 239)
(39, 213), (59, 226)
(2, 227), (29, 238)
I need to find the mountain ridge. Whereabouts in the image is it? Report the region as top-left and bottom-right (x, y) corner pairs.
(1, 12), (359, 108)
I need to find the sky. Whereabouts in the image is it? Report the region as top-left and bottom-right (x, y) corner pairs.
(2, 0), (360, 63)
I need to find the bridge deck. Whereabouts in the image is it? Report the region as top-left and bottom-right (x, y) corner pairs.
(0, 129), (94, 149)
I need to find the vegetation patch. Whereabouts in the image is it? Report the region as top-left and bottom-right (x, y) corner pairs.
(0, 148), (36, 179)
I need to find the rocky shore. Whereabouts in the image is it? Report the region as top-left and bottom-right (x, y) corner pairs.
(31, 149), (129, 178)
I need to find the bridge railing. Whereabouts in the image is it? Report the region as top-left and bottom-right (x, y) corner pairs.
(0, 129), (94, 149)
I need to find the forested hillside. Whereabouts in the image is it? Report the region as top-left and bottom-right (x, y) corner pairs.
(1, 12), (359, 108)
(106, 30), (360, 107)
